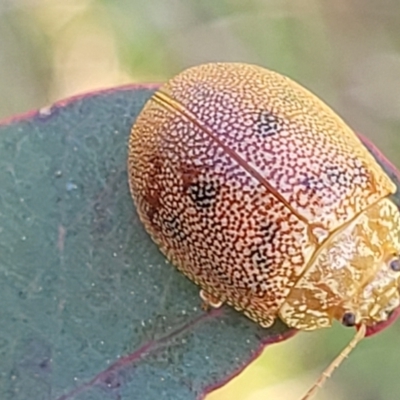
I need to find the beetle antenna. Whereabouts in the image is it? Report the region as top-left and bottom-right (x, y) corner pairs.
(299, 323), (366, 400)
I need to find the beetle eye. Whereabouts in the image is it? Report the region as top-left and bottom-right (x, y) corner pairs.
(342, 312), (356, 327)
(389, 257), (400, 272)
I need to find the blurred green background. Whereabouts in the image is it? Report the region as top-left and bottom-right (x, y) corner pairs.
(1, 1), (400, 399)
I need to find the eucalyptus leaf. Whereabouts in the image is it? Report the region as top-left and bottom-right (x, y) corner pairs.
(0, 86), (293, 400)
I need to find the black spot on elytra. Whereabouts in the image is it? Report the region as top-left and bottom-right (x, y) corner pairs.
(187, 180), (219, 209)
(246, 221), (280, 272)
(256, 110), (283, 137)
(249, 248), (274, 270)
(299, 162), (360, 192)
(259, 221), (279, 244)
(161, 214), (186, 241)
(163, 215), (179, 233)
(325, 165), (353, 187)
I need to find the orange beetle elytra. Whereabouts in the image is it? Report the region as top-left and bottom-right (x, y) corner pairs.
(127, 63), (400, 399)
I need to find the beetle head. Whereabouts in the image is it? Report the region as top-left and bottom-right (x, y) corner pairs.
(279, 197), (400, 331)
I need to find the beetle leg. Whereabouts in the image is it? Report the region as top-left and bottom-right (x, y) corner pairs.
(243, 309), (275, 328)
(258, 316), (275, 328)
(200, 289), (223, 310)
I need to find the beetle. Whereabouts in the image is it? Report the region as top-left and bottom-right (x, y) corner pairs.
(127, 63), (400, 399)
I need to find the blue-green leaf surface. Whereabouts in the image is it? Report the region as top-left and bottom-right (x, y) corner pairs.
(0, 86), (294, 400)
